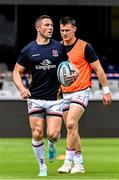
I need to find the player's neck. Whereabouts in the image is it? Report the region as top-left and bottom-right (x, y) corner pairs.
(63, 37), (76, 46)
(36, 36), (50, 45)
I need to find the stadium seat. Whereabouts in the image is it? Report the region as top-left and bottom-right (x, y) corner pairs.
(2, 79), (22, 99)
(2, 80), (17, 92)
(108, 80), (119, 92)
(0, 62), (9, 73)
(0, 90), (13, 99)
(90, 79), (102, 100)
(92, 79), (100, 91)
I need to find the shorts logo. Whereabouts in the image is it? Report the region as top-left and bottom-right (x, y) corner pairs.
(28, 102), (32, 109)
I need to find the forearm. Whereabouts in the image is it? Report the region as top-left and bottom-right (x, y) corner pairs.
(13, 70), (25, 91)
(91, 60), (112, 105)
(96, 69), (109, 87)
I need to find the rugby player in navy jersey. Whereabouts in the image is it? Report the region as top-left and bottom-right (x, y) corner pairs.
(13, 15), (78, 176)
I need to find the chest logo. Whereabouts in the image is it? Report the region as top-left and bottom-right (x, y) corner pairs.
(52, 49), (58, 57)
(40, 59), (51, 65)
(35, 59), (56, 70)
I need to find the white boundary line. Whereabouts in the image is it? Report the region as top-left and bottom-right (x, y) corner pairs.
(0, 179), (119, 180)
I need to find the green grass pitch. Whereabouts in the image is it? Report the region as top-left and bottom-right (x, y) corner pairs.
(0, 138), (119, 179)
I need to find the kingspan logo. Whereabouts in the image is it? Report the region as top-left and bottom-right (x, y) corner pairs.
(35, 59), (56, 70)
(40, 59), (51, 65)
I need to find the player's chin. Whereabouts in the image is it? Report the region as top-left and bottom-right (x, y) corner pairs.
(47, 33), (53, 38)
(62, 36), (69, 40)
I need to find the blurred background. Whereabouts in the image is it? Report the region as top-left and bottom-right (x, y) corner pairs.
(0, 0), (119, 137)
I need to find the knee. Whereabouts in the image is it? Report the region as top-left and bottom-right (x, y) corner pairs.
(66, 120), (77, 131)
(32, 127), (43, 140)
(47, 131), (60, 143)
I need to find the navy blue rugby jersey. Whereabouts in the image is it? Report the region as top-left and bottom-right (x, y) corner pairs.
(17, 39), (68, 100)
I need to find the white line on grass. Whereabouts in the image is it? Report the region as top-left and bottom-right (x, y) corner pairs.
(0, 176), (117, 180)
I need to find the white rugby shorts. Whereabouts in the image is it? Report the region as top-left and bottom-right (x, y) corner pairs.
(27, 98), (63, 118)
(63, 87), (91, 111)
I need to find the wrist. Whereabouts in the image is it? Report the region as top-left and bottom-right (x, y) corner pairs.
(102, 86), (110, 94)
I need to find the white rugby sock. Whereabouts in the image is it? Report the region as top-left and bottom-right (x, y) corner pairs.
(74, 152), (83, 164)
(32, 139), (46, 168)
(65, 148), (75, 163)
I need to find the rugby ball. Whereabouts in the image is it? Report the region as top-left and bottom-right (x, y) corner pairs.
(57, 61), (75, 86)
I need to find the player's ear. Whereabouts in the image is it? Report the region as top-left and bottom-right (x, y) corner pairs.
(35, 21), (41, 31)
(74, 26), (77, 32)
(35, 24), (40, 31)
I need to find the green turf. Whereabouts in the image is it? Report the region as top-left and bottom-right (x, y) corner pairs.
(0, 138), (119, 179)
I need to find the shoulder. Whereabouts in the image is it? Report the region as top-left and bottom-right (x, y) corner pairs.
(85, 43), (95, 52)
(51, 39), (64, 47)
(21, 40), (36, 53)
(85, 43), (98, 62)
(78, 39), (88, 46)
(78, 39), (95, 52)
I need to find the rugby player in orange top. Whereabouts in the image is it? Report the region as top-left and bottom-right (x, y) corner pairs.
(58, 16), (112, 174)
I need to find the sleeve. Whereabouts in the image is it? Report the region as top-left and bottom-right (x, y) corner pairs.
(85, 43), (99, 63)
(17, 51), (28, 68)
(60, 44), (69, 62)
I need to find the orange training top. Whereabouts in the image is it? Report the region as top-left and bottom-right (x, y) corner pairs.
(61, 39), (92, 93)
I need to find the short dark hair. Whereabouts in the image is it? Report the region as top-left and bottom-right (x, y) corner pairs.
(59, 16), (76, 27)
(35, 15), (52, 26)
